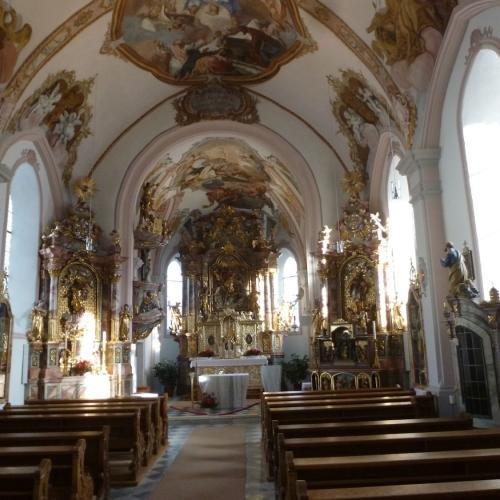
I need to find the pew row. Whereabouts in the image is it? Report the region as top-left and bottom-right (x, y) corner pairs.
(0, 439), (91, 500)
(0, 429), (109, 500)
(25, 394), (168, 446)
(265, 396), (437, 474)
(270, 415), (473, 482)
(3, 403), (155, 466)
(278, 428), (500, 495)
(286, 448), (500, 500)
(0, 411), (142, 485)
(295, 478), (500, 500)
(0, 459), (51, 500)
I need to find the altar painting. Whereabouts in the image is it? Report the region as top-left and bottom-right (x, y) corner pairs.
(110, 0), (310, 84)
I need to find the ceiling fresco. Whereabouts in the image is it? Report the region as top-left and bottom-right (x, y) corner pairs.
(0, 1), (32, 90)
(367, 0), (457, 92)
(110, 0), (313, 84)
(143, 137), (304, 234)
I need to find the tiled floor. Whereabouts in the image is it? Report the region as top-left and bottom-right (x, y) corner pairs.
(109, 417), (275, 500)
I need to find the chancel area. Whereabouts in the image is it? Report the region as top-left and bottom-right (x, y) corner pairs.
(3, 0), (500, 499)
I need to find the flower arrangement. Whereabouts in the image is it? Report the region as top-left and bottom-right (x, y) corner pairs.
(200, 392), (218, 409)
(198, 349), (215, 357)
(243, 348), (262, 356)
(71, 359), (93, 376)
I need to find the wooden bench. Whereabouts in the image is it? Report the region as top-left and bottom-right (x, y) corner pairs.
(26, 394), (168, 447)
(264, 395), (416, 433)
(286, 448), (500, 500)
(0, 411), (142, 485)
(0, 439), (91, 500)
(0, 429), (109, 500)
(4, 403), (155, 466)
(295, 478), (500, 499)
(277, 427), (500, 494)
(261, 390), (417, 432)
(0, 459), (52, 500)
(265, 398), (436, 470)
(270, 415), (472, 481)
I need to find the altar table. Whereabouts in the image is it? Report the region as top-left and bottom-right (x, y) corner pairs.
(190, 356), (268, 388)
(198, 373), (249, 409)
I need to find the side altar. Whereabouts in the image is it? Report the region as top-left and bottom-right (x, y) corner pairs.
(26, 179), (133, 400)
(190, 356), (268, 388)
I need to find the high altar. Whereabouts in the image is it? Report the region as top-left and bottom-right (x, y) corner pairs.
(171, 205), (285, 390)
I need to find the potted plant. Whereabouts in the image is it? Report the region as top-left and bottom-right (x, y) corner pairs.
(153, 360), (178, 397)
(282, 354), (309, 390)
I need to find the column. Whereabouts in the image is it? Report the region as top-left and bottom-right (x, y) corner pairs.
(398, 148), (457, 415)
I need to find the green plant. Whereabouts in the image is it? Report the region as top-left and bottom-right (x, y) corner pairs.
(282, 354), (309, 390)
(153, 360), (178, 396)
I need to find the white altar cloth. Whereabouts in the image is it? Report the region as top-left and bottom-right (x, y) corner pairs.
(199, 373), (249, 409)
(190, 356), (268, 368)
(260, 365), (282, 392)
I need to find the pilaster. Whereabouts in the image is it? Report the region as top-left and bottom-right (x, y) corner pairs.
(398, 148), (458, 415)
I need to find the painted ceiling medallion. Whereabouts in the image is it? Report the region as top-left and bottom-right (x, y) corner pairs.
(110, 0), (310, 85)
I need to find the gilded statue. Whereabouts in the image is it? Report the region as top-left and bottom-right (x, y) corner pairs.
(67, 276), (89, 316)
(440, 242), (479, 298)
(28, 301), (46, 342)
(139, 182), (156, 231)
(140, 291), (160, 313)
(392, 301), (406, 332)
(169, 302), (182, 334)
(312, 300), (324, 336)
(119, 304), (132, 341)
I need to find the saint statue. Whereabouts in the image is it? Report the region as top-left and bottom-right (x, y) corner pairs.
(67, 277), (88, 316)
(28, 301), (46, 342)
(119, 304), (132, 341)
(312, 300), (324, 336)
(170, 302), (182, 334)
(440, 241), (479, 298)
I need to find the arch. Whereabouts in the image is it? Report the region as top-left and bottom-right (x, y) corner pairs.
(420, 0), (500, 149)
(0, 130), (65, 220)
(114, 121), (324, 305)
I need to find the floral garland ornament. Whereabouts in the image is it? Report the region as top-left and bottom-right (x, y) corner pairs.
(8, 70), (94, 185)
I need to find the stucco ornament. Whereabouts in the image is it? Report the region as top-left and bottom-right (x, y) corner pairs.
(8, 70), (93, 185)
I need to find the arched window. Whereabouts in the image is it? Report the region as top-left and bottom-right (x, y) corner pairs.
(5, 164), (40, 330)
(3, 163), (40, 404)
(386, 154), (416, 321)
(165, 256), (183, 332)
(277, 249), (300, 330)
(462, 48), (500, 296)
(3, 195), (12, 274)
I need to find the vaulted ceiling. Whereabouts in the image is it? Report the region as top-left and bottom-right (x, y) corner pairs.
(1, 0), (457, 235)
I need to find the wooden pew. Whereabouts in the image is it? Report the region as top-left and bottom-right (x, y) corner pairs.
(3, 402), (155, 466)
(263, 387), (408, 397)
(261, 389), (416, 431)
(262, 393), (436, 449)
(286, 448), (500, 500)
(0, 411), (142, 485)
(0, 459), (52, 500)
(26, 394), (168, 447)
(295, 478), (500, 500)
(0, 439), (91, 500)
(265, 397), (436, 472)
(277, 428), (500, 494)
(270, 415), (473, 482)
(0, 429), (109, 500)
